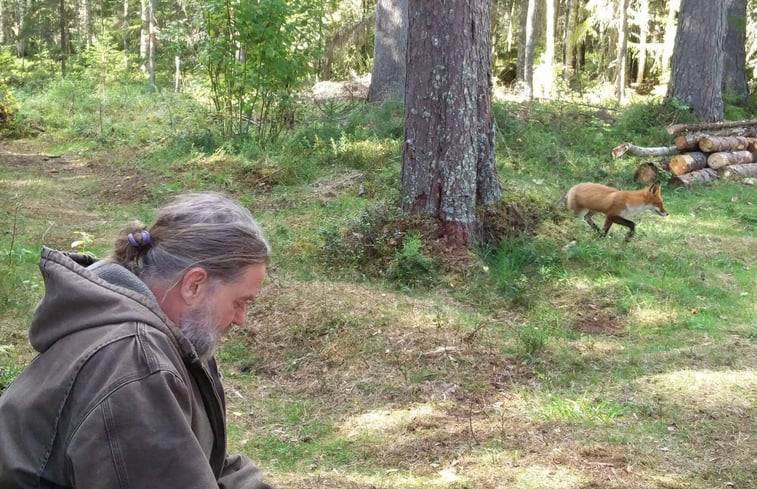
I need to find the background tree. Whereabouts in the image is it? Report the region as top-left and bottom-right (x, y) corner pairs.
(723, 0), (749, 103)
(666, 0), (727, 122)
(616, 0), (629, 102)
(367, 0), (407, 103)
(402, 0), (501, 249)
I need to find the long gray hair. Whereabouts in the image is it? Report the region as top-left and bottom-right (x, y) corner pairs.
(109, 192), (271, 287)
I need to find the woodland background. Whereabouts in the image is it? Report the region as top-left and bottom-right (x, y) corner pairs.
(0, 1), (756, 489)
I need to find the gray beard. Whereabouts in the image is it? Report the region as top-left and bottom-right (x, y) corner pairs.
(179, 301), (219, 362)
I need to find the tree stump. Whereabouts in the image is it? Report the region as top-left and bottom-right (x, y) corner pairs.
(718, 163), (757, 181)
(707, 150), (757, 169)
(633, 162), (660, 184)
(668, 168), (719, 188)
(669, 152), (708, 175)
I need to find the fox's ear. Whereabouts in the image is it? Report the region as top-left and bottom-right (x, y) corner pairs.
(650, 181), (661, 194)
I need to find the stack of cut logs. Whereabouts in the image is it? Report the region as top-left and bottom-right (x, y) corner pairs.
(667, 134), (757, 187)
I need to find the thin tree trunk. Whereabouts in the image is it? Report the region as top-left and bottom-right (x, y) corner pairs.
(17, 0), (28, 57)
(123, 0), (129, 69)
(148, 0), (155, 92)
(660, 0), (679, 84)
(522, 0), (536, 99)
(563, 0), (575, 80)
(140, 0), (147, 72)
(637, 0), (649, 84)
(0, 0), (5, 45)
(616, 0), (629, 102)
(60, 0), (67, 76)
(543, 0), (555, 97)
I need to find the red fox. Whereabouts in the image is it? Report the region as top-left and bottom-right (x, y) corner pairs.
(565, 181), (668, 240)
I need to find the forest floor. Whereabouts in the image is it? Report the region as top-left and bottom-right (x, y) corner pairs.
(1, 127), (755, 489)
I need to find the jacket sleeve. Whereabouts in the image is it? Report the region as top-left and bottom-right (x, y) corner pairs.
(66, 370), (220, 489)
(218, 454), (274, 489)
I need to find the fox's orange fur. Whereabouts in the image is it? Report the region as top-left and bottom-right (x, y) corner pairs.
(565, 182), (668, 240)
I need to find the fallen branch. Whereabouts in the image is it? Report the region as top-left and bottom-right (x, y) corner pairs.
(666, 118), (757, 136)
(611, 142), (679, 159)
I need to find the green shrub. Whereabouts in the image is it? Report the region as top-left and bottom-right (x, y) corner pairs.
(387, 233), (437, 289)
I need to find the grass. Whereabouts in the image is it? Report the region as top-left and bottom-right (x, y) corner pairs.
(0, 77), (755, 489)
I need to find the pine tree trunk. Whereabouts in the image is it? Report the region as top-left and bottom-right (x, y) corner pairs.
(616, 0), (629, 102)
(148, 0), (155, 92)
(543, 0), (555, 97)
(403, 0), (501, 249)
(636, 0), (649, 85)
(562, 0), (575, 80)
(140, 0), (147, 72)
(666, 0), (726, 122)
(367, 0), (407, 103)
(723, 0), (749, 103)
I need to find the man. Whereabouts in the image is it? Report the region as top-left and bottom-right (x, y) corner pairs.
(0, 192), (275, 489)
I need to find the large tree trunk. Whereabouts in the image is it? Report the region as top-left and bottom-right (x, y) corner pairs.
(403, 0), (501, 249)
(367, 0), (408, 103)
(723, 0), (749, 103)
(666, 0), (727, 122)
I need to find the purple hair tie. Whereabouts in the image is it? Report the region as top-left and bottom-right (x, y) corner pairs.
(127, 230), (151, 248)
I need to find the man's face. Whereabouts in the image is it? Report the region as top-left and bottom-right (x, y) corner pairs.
(180, 263), (266, 360)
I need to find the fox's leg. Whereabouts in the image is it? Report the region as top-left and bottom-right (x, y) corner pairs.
(584, 212), (602, 234)
(604, 216), (635, 240)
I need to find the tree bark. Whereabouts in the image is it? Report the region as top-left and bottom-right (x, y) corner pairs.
(148, 0), (156, 92)
(675, 133), (705, 151)
(543, 0), (555, 97)
(723, 0), (749, 103)
(636, 0), (649, 85)
(611, 142), (679, 159)
(562, 0), (576, 80)
(666, 117), (757, 135)
(616, 0), (629, 102)
(666, 0), (727, 122)
(634, 162), (660, 184)
(707, 150), (757, 169)
(669, 152), (708, 175)
(698, 135), (749, 152)
(718, 163), (757, 180)
(520, 0), (537, 99)
(403, 0), (501, 249)
(668, 168), (719, 188)
(367, 0), (407, 103)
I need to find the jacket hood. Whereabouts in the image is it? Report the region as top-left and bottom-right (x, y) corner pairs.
(30, 247), (196, 358)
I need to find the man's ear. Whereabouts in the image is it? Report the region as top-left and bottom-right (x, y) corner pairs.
(179, 267), (210, 305)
